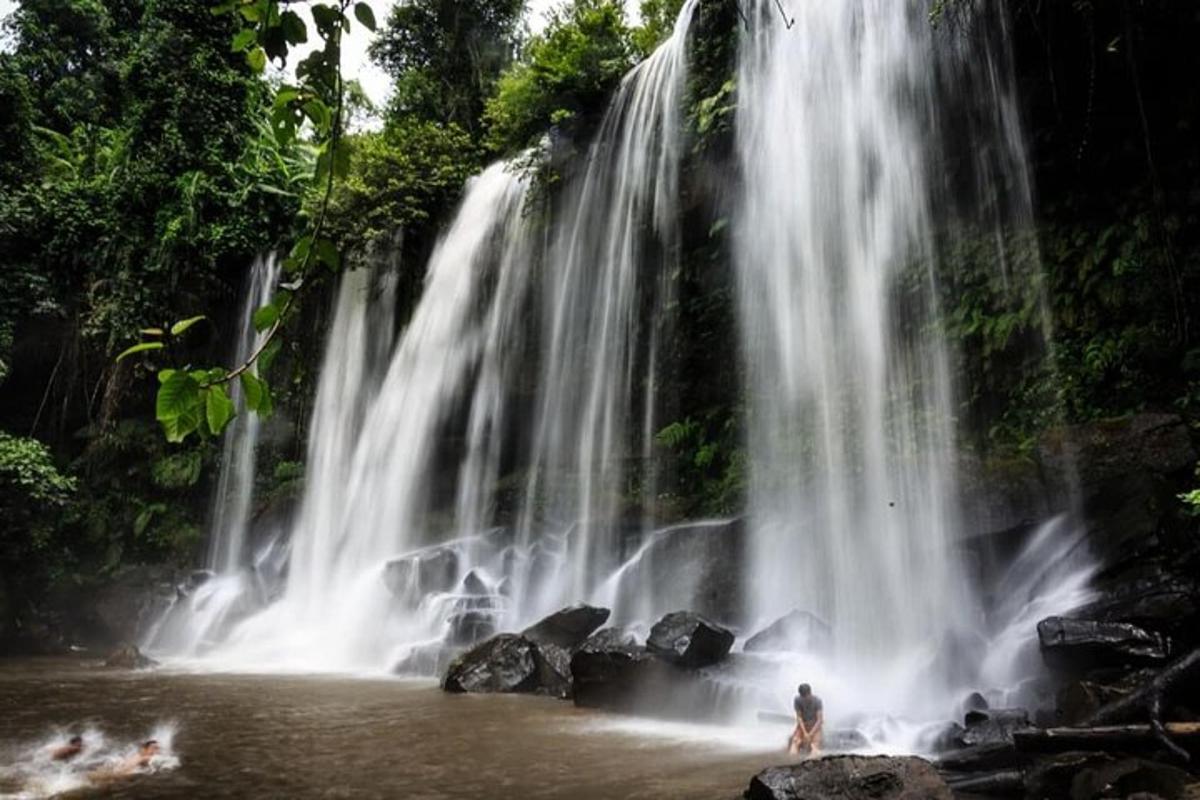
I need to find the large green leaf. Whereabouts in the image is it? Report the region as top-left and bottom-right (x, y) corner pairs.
(205, 385), (236, 436)
(240, 372), (272, 417)
(156, 371), (204, 443)
(252, 302), (279, 333)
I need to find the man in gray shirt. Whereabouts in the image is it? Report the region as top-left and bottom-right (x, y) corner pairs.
(788, 683), (824, 756)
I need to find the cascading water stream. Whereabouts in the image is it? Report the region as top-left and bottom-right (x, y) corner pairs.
(509, 0), (698, 619)
(209, 163), (532, 670)
(735, 0), (968, 666)
(209, 254), (282, 576)
(143, 255), (281, 655)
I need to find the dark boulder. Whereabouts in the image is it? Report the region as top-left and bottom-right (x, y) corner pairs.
(1080, 567), (1200, 640)
(441, 633), (569, 697)
(935, 742), (1026, 772)
(1038, 616), (1170, 670)
(647, 610), (734, 668)
(961, 708), (1030, 746)
(521, 604), (610, 650)
(534, 642), (573, 699)
(1053, 669), (1158, 725)
(570, 627), (735, 721)
(961, 691), (989, 714)
(1024, 753), (1195, 800)
(104, 643), (157, 669)
(570, 628), (657, 712)
(745, 756), (953, 800)
(917, 721), (967, 754)
(443, 634), (535, 693)
(460, 569), (489, 596)
(744, 610), (832, 654)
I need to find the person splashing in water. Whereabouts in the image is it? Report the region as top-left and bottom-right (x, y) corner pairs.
(788, 683), (824, 757)
(49, 735), (85, 762)
(89, 739), (162, 782)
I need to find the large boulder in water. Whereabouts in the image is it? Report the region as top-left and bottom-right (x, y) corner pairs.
(744, 610), (832, 654)
(745, 756), (953, 800)
(522, 604), (611, 649)
(570, 627), (739, 721)
(442, 633), (570, 697)
(647, 610), (734, 668)
(1037, 616), (1170, 670)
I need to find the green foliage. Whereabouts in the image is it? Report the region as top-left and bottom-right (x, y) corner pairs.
(370, 0), (525, 134)
(654, 414), (744, 517)
(0, 431), (76, 507)
(324, 119), (480, 261)
(1178, 488), (1200, 517)
(483, 0), (634, 155)
(150, 450), (203, 489)
(630, 0), (684, 56)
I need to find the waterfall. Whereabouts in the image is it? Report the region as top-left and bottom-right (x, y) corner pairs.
(732, 0), (1069, 719)
(210, 163), (532, 670)
(509, 0), (698, 618)
(193, 3), (702, 670)
(167, 0), (1087, 739)
(143, 254), (282, 654)
(208, 254), (282, 575)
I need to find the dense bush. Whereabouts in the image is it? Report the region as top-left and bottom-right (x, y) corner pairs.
(483, 0), (634, 155)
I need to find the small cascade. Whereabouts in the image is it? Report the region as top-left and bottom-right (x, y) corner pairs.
(209, 254), (282, 575)
(211, 163), (532, 670)
(508, 0), (699, 617)
(144, 255), (281, 655)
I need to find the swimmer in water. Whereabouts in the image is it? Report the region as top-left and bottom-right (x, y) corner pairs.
(50, 735), (84, 762)
(119, 740), (161, 773)
(89, 739), (161, 781)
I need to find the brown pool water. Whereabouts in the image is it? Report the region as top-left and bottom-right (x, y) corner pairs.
(0, 658), (786, 799)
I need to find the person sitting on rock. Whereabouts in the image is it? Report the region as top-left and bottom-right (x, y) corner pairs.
(50, 735), (85, 762)
(788, 683), (823, 757)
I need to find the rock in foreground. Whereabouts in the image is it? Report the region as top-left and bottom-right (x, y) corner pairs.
(521, 604), (610, 649)
(442, 633), (570, 697)
(745, 756), (952, 800)
(646, 610), (734, 668)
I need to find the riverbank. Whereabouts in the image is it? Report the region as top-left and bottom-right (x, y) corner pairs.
(0, 657), (783, 799)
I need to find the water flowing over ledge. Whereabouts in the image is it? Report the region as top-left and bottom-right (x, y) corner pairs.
(144, 0), (1095, 752)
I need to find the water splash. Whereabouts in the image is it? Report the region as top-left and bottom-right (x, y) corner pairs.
(0, 723), (179, 800)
